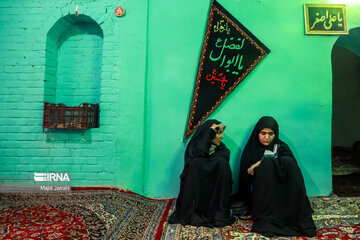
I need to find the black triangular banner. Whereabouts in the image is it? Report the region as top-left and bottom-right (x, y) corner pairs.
(184, 0), (270, 140)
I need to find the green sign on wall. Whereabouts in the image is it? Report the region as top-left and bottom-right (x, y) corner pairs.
(304, 3), (348, 35)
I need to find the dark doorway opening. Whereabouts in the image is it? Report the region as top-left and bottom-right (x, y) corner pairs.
(331, 27), (360, 197)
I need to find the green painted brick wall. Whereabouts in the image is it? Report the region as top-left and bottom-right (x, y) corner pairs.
(0, 0), (147, 193)
(1, 0), (360, 198)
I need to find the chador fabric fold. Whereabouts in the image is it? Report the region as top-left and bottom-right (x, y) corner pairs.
(234, 116), (316, 237)
(168, 119), (235, 227)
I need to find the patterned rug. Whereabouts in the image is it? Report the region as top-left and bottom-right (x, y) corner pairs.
(161, 194), (360, 239)
(1, 189), (359, 239)
(0, 187), (173, 240)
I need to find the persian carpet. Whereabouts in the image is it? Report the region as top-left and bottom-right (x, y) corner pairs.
(0, 187), (173, 240)
(161, 194), (360, 239)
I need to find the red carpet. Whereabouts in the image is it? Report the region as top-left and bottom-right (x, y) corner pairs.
(1, 188), (359, 239)
(0, 187), (173, 240)
(1, 205), (88, 239)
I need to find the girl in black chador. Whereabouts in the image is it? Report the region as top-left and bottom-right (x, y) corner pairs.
(168, 119), (235, 227)
(235, 116), (316, 237)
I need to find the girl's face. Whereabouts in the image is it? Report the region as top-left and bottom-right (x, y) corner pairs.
(212, 127), (224, 146)
(258, 128), (275, 146)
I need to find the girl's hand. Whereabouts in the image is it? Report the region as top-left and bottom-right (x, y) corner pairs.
(247, 160), (262, 175)
(247, 166), (255, 175)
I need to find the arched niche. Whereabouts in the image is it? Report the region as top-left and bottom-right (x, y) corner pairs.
(43, 14), (103, 129)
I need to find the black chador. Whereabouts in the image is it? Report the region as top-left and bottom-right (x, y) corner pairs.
(235, 116), (316, 237)
(168, 119), (235, 227)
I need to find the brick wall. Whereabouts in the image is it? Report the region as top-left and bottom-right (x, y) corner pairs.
(0, 0), (147, 193)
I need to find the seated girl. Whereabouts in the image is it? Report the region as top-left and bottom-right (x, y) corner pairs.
(168, 119), (235, 227)
(235, 116), (316, 237)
